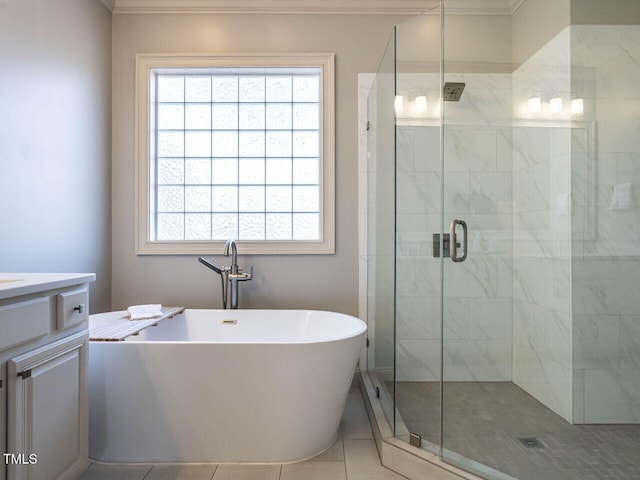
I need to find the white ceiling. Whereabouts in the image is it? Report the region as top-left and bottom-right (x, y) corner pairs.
(99, 0), (525, 15)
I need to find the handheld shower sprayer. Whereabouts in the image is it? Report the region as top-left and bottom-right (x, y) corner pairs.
(198, 256), (222, 275)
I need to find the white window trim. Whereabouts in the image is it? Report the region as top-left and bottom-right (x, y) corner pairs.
(135, 53), (335, 255)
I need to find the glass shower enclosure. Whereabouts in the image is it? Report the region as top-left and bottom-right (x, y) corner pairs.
(366, 1), (640, 479)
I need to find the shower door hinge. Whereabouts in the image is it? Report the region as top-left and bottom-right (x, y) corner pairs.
(375, 386), (380, 398)
(366, 120), (370, 131)
(366, 337), (369, 348)
(410, 433), (422, 448)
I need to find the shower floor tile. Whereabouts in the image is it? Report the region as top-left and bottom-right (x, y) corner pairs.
(392, 381), (640, 480)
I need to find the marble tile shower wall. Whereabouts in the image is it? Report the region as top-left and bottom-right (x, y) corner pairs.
(571, 25), (640, 424)
(394, 73), (513, 382)
(362, 24), (640, 428)
(512, 29), (573, 422)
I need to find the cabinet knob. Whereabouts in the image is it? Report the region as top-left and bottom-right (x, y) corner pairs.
(74, 304), (85, 314)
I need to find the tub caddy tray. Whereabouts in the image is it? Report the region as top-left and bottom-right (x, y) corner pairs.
(89, 306), (185, 341)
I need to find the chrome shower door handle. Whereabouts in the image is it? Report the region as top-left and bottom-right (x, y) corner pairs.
(450, 219), (468, 263)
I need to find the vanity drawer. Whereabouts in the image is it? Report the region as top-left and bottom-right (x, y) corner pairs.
(57, 288), (89, 330)
(0, 297), (50, 352)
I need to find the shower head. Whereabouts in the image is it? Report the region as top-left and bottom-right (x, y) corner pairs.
(443, 82), (466, 102)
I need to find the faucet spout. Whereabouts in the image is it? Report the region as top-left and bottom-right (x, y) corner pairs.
(223, 239), (238, 274)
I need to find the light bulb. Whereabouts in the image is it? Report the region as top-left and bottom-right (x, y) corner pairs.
(571, 98), (584, 116)
(550, 97), (563, 114)
(528, 97), (541, 113)
(414, 95), (427, 114)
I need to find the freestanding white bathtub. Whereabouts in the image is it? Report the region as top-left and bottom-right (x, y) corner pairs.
(88, 309), (366, 463)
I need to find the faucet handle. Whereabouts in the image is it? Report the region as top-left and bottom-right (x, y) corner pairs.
(231, 265), (253, 281)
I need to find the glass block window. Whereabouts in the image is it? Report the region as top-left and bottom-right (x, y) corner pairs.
(136, 55), (334, 254)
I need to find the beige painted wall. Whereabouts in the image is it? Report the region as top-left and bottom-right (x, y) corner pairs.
(510, 0), (640, 63)
(512, 0), (570, 66)
(571, 0), (640, 25)
(111, 13), (409, 313)
(397, 13), (512, 72)
(0, 0), (112, 312)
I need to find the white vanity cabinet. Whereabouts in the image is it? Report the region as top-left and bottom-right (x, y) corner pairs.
(0, 274), (95, 480)
(7, 332), (88, 480)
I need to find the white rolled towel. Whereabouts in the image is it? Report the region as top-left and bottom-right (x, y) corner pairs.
(127, 304), (163, 320)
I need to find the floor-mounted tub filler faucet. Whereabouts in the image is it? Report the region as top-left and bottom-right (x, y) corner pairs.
(223, 239), (253, 309)
(198, 239), (253, 309)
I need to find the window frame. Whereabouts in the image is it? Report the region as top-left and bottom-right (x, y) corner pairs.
(135, 53), (335, 254)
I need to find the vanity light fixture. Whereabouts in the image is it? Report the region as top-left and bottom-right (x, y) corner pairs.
(527, 97), (541, 113)
(414, 95), (428, 114)
(550, 97), (563, 114)
(571, 98), (584, 116)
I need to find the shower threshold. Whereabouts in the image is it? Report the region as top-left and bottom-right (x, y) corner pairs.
(359, 371), (483, 480)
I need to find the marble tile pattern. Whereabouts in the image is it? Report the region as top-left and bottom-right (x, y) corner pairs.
(78, 386), (408, 480)
(362, 24), (640, 427)
(394, 73), (513, 383)
(512, 28), (573, 422)
(571, 25), (640, 424)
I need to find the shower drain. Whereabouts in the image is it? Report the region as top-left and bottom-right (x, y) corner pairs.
(518, 437), (545, 448)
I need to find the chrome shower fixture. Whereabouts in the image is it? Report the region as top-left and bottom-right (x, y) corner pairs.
(443, 82), (466, 101)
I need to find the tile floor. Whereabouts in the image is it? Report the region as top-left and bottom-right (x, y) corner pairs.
(78, 385), (406, 480)
(394, 381), (640, 480)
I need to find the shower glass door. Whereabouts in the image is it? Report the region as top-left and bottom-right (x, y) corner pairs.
(439, 0), (522, 476)
(392, 5), (443, 454)
(384, 3), (640, 479)
(439, 1), (573, 478)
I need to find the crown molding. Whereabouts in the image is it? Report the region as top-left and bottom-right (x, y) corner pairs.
(441, 0), (525, 15)
(99, 0), (116, 12)
(111, 0), (525, 15)
(113, 0), (436, 15)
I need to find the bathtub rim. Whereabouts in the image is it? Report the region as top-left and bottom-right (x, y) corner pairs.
(90, 308), (367, 346)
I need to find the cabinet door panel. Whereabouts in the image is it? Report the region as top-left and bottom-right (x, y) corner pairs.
(25, 350), (80, 480)
(7, 332), (88, 480)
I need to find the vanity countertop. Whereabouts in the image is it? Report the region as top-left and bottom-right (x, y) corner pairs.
(0, 273), (96, 300)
